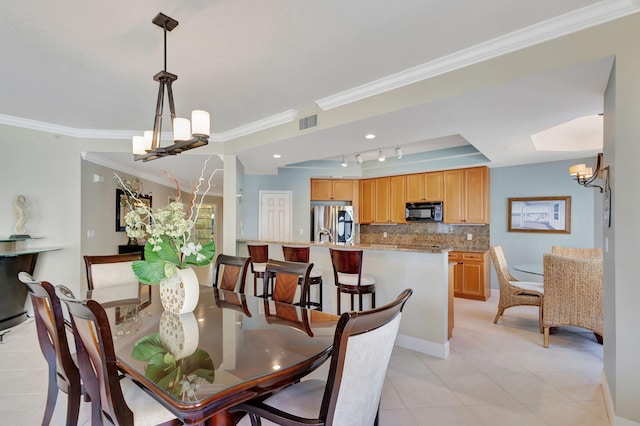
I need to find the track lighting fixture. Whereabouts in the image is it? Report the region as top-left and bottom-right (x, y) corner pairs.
(355, 153), (363, 165)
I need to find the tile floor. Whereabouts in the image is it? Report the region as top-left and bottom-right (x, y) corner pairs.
(0, 291), (608, 425)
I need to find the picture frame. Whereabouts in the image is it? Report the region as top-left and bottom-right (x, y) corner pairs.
(508, 196), (571, 233)
(116, 189), (152, 232)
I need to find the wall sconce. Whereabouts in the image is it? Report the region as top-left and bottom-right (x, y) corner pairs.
(395, 147), (403, 160)
(569, 152), (609, 193)
(378, 149), (385, 162)
(236, 188), (243, 202)
(355, 153), (363, 165)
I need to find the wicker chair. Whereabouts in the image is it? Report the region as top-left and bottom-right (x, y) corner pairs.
(551, 246), (603, 259)
(489, 246), (544, 332)
(542, 253), (604, 348)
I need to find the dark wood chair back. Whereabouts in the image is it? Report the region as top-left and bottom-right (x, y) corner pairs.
(282, 246), (310, 263)
(17, 273), (84, 426)
(212, 254), (251, 292)
(247, 244), (269, 267)
(329, 248), (364, 283)
(264, 260), (313, 305)
(56, 285), (135, 425)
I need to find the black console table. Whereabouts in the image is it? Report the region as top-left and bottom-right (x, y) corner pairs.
(0, 239), (60, 331)
(118, 244), (145, 259)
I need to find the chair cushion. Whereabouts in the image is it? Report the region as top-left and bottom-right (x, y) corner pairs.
(120, 377), (178, 425)
(252, 262), (267, 273)
(236, 379), (325, 426)
(337, 273), (375, 286)
(510, 281), (544, 295)
(90, 262), (139, 289)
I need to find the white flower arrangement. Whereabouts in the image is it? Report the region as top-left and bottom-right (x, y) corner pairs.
(115, 157), (221, 284)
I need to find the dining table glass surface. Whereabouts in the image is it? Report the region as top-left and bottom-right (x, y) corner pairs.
(102, 286), (340, 425)
(512, 264), (544, 276)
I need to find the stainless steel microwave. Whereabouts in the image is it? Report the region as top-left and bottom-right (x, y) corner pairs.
(405, 202), (443, 222)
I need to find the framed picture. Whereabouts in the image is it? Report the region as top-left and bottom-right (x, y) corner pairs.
(116, 189), (152, 232)
(508, 196), (571, 233)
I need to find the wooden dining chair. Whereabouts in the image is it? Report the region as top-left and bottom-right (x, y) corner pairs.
(212, 254), (252, 292)
(264, 259), (313, 306)
(282, 245), (323, 310)
(490, 245), (544, 332)
(329, 248), (376, 314)
(232, 289), (413, 426)
(17, 272), (87, 426)
(83, 253), (142, 308)
(56, 285), (180, 426)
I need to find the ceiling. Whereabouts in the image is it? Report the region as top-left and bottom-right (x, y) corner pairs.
(1, 0), (633, 192)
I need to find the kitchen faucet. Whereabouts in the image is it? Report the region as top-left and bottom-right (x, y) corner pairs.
(317, 228), (333, 242)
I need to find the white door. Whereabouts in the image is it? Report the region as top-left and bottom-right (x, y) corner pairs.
(259, 191), (292, 241)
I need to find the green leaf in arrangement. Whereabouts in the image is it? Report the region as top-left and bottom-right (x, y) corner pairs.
(131, 333), (166, 361)
(184, 241), (216, 266)
(153, 239), (181, 265)
(132, 259), (166, 284)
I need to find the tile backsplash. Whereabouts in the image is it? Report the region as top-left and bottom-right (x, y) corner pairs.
(358, 223), (489, 251)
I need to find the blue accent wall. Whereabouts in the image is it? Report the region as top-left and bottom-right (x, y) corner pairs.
(489, 158), (596, 285)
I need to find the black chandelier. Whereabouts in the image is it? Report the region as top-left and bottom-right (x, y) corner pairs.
(133, 12), (210, 162)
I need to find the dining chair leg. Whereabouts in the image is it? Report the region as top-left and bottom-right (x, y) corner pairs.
(42, 367), (58, 426)
(66, 385), (82, 426)
(350, 294), (355, 311)
(253, 275), (258, 297)
(493, 309), (504, 324)
(359, 293), (363, 311)
(337, 288), (341, 315)
(318, 281), (323, 311)
(538, 300), (544, 334)
(372, 292), (375, 308)
(543, 327), (550, 348)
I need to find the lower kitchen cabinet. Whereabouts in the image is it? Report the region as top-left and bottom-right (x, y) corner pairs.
(448, 251), (491, 301)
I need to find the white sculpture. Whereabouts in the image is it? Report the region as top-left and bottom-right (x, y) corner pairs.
(13, 195), (28, 236)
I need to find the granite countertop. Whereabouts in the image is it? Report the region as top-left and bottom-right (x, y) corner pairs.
(237, 239), (452, 254)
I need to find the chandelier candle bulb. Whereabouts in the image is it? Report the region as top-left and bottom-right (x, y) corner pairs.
(173, 118), (191, 141)
(143, 130), (154, 151)
(132, 136), (146, 155)
(191, 110), (210, 137)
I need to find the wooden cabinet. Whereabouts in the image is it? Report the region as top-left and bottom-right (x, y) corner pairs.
(443, 167), (489, 224)
(448, 262), (455, 339)
(310, 179), (353, 201)
(359, 179), (375, 224)
(406, 172), (443, 202)
(367, 176), (406, 224)
(448, 251), (491, 301)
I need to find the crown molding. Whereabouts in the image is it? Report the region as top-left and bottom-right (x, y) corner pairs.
(315, 0), (640, 111)
(1, 108), (298, 143)
(212, 110), (299, 142)
(81, 151), (169, 187)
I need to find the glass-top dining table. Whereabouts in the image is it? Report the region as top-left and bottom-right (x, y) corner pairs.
(103, 286), (340, 425)
(512, 264), (544, 276)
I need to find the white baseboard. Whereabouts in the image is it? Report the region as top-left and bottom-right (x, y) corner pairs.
(602, 369), (640, 426)
(395, 333), (449, 359)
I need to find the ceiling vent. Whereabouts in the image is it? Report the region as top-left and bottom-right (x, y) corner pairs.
(299, 114), (318, 130)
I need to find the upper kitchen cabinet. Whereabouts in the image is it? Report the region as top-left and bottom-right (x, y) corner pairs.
(359, 179), (375, 224)
(371, 176), (406, 224)
(443, 167), (490, 224)
(406, 172), (443, 202)
(310, 179), (353, 201)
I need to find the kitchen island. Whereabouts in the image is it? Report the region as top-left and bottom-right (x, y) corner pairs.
(237, 240), (452, 359)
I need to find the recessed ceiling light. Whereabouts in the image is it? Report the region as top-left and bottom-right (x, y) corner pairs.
(273, 154), (281, 159)
(365, 133), (376, 140)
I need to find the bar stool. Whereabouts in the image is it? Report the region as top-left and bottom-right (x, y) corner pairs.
(282, 246), (323, 310)
(248, 244), (269, 297)
(329, 248), (376, 314)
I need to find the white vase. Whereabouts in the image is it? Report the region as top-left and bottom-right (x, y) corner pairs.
(159, 268), (200, 314)
(159, 311), (199, 360)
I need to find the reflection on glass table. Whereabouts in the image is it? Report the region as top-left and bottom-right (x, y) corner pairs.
(111, 286), (340, 425)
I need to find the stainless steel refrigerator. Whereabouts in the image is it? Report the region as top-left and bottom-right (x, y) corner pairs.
(311, 204), (355, 244)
